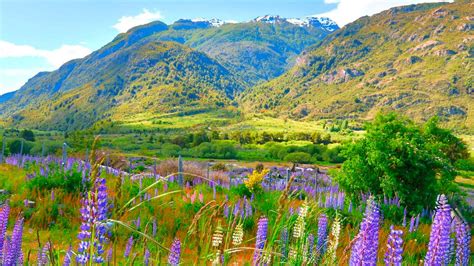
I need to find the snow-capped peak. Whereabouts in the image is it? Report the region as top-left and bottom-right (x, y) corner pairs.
(191, 18), (226, 27)
(253, 15), (283, 24)
(252, 15), (339, 32)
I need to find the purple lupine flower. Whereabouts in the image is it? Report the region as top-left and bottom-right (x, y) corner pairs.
(253, 216), (268, 264)
(424, 195), (452, 266)
(307, 233), (315, 259)
(316, 214), (328, 256)
(144, 249), (151, 266)
(152, 218), (157, 237)
(4, 217), (24, 266)
(454, 217), (471, 266)
(77, 178), (109, 264)
(384, 225), (403, 266)
(280, 228), (289, 260)
(168, 238), (181, 266)
(51, 190), (55, 201)
(0, 204), (10, 262)
(402, 208), (407, 227)
(38, 241), (51, 266)
(63, 245), (73, 266)
(350, 198), (381, 265)
(223, 203), (230, 218)
(409, 216), (415, 232)
(135, 217), (141, 229)
(124, 236), (134, 258)
(106, 247), (113, 262)
(245, 198), (253, 218)
(233, 200), (241, 217)
(415, 214), (420, 230)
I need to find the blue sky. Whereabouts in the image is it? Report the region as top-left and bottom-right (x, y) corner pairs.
(0, 0), (451, 95)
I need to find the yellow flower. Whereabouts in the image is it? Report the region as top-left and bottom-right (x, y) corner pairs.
(244, 169), (269, 191)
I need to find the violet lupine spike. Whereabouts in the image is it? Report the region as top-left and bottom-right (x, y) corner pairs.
(280, 228), (289, 261)
(38, 241), (51, 266)
(454, 217), (470, 266)
(106, 247), (113, 263)
(4, 217), (24, 266)
(168, 238), (181, 266)
(77, 178), (109, 264)
(349, 197), (381, 266)
(316, 214), (328, 257)
(409, 216), (415, 232)
(152, 218), (157, 237)
(253, 216), (268, 264)
(144, 249), (151, 266)
(307, 233), (315, 260)
(124, 236), (134, 258)
(384, 225), (403, 266)
(0, 204), (10, 262)
(63, 245), (73, 266)
(402, 208), (407, 227)
(424, 195), (452, 266)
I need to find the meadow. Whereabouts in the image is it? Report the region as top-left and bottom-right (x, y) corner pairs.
(0, 113), (473, 265)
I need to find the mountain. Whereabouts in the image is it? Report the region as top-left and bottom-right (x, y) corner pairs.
(241, 1), (474, 131)
(0, 37), (244, 130)
(0, 16), (338, 130)
(150, 16), (339, 86)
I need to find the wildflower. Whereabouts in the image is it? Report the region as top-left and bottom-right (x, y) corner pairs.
(244, 169), (269, 191)
(454, 217), (470, 266)
(253, 216), (268, 264)
(76, 177), (109, 264)
(350, 197), (381, 265)
(124, 236), (134, 258)
(307, 233), (315, 260)
(152, 218), (157, 237)
(402, 208), (407, 227)
(106, 247), (113, 262)
(409, 216), (415, 232)
(168, 238), (181, 266)
(424, 195), (452, 266)
(144, 249), (151, 266)
(63, 245), (73, 266)
(0, 204), (10, 262)
(316, 213), (328, 256)
(3, 217), (24, 266)
(384, 225), (403, 266)
(38, 241), (51, 266)
(198, 191), (204, 203)
(232, 223), (244, 246)
(280, 228), (289, 261)
(293, 202), (308, 239)
(212, 221), (224, 247)
(325, 213), (341, 264)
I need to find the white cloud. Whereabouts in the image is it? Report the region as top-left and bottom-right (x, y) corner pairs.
(113, 9), (163, 33)
(317, 0), (453, 26)
(0, 40), (91, 68)
(0, 40), (92, 94)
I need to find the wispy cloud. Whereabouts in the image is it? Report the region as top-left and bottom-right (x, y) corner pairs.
(317, 0), (453, 26)
(0, 40), (91, 68)
(0, 40), (91, 94)
(113, 9), (163, 33)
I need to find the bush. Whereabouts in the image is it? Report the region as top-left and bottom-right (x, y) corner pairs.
(284, 152), (312, 163)
(336, 113), (468, 211)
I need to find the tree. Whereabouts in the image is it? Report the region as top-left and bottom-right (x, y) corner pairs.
(336, 113), (468, 211)
(20, 129), (35, 142)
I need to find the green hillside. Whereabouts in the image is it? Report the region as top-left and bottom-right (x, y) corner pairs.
(1, 40), (243, 131)
(241, 1), (473, 132)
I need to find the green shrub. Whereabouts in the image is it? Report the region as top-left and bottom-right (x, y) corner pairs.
(283, 152), (312, 163)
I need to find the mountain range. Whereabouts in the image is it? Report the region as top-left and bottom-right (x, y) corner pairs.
(0, 1), (472, 132)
